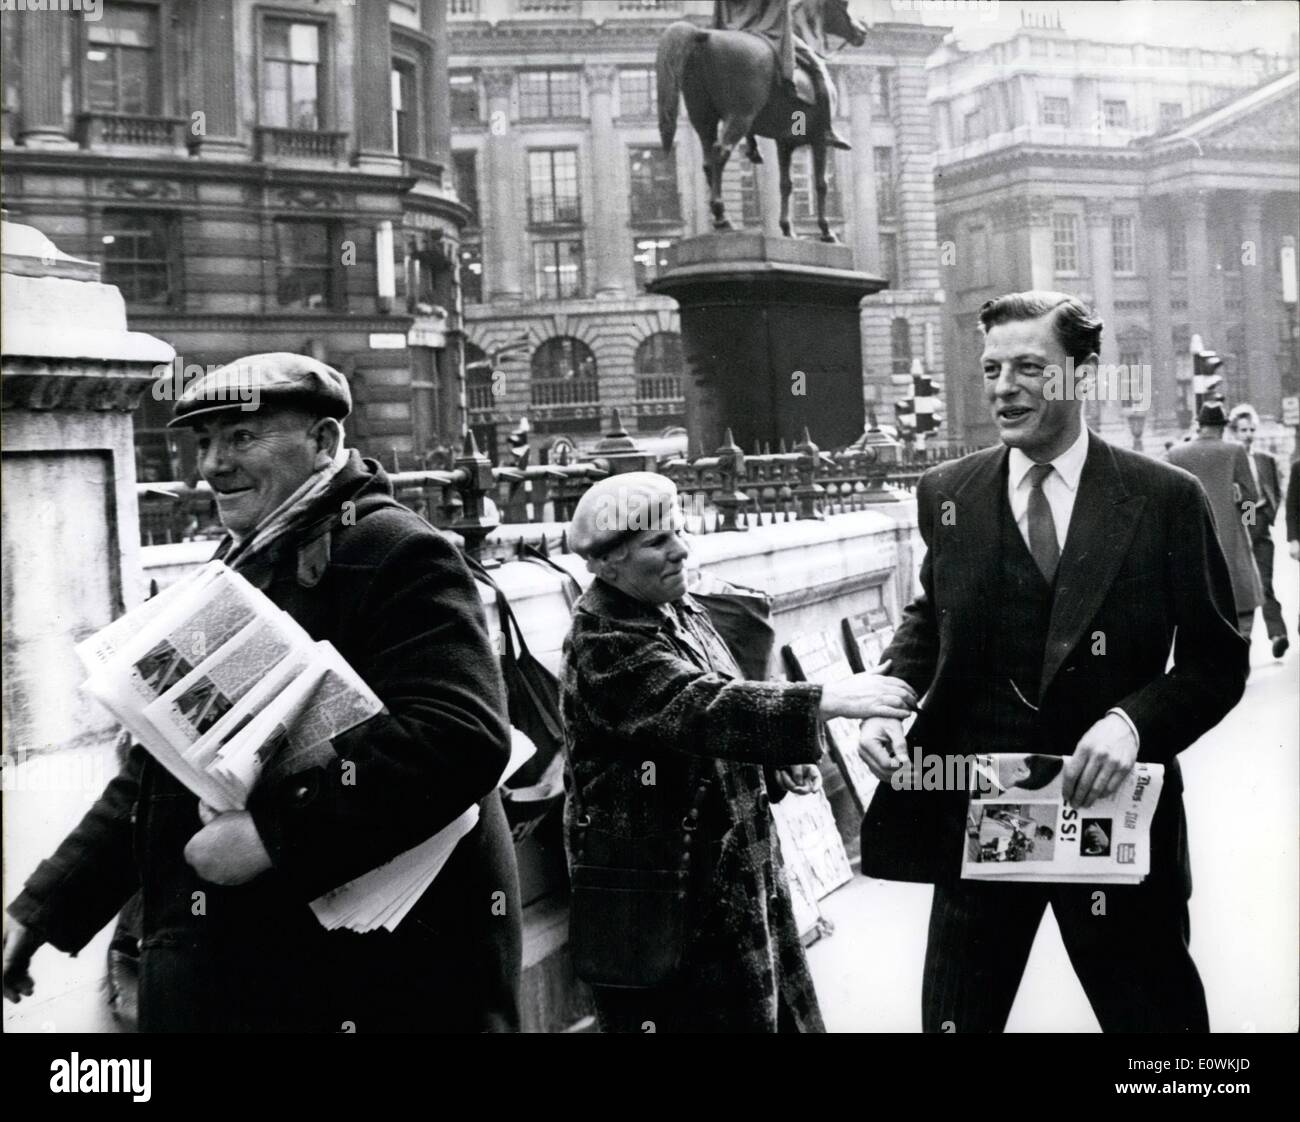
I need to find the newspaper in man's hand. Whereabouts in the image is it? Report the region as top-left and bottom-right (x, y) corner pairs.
(961, 753), (1164, 884)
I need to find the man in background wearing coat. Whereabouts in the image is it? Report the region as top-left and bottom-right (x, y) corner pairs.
(857, 291), (1248, 1033)
(1167, 400), (1263, 639)
(3, 354), (522, 1032)
(1229, 404), (1288, 658)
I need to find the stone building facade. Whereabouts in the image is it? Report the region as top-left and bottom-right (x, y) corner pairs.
(449, 0), (949, 461)
(930, 15), (1300, 447)
(1, 0), (466, 481)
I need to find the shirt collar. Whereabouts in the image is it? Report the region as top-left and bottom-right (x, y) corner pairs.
(1008, 424), (1089, 494)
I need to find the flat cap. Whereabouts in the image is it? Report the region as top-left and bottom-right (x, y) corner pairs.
(167, 352), (351, 428)
(569, 471), (682, 559)
(1197, 399), (1228, 427)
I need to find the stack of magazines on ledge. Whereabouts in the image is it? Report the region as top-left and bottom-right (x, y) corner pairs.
(75, 561), (530, 933)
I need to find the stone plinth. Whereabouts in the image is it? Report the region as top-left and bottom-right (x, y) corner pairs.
(648, 233), (886, 455)
(2, 221), (173, 1033)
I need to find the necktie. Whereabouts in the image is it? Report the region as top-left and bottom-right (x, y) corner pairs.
(1026, 463), (1060, 584)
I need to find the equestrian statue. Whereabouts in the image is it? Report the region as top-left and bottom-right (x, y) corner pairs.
(657, 0), (868, 242)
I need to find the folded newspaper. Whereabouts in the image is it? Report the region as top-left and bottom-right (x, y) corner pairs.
(75, 561), (531, 932)
(961, 753), (1164, 884)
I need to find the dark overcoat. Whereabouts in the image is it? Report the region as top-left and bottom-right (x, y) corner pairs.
(1166, 432), (1262, 613)
(10, 455), (522, 1032)
(560, 579), (826, 1033)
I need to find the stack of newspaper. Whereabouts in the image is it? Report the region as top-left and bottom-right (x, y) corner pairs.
(75, 561), (517, 932)
(961, 753), (1164, 884)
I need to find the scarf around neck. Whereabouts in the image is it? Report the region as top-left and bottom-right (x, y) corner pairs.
(222, 438), (352, 571)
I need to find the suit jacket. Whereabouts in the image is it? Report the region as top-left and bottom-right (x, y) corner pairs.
(1249, 449), (1282, 531)
(1166, 433), (1262, 612)
(861, 433), (1248, 885)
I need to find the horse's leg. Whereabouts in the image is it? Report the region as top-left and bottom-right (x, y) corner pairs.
(746, 135), (763, 164)
(711, 114), (753, 230)
(811, 140), (837, 243)
(777, 141), (794, 238)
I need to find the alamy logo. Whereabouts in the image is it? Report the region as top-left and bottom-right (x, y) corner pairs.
(49, 1054), (151, 1102)
(0, 0), (103, 19)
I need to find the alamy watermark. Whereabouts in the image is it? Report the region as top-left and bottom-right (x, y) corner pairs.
(1040, 358), (1152, 411)
(0, 0), (102, 20)
(151, 357), (262, 411)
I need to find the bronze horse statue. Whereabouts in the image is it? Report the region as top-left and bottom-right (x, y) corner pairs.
(657, 0), (868, 242)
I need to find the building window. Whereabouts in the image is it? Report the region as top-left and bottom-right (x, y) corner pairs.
(964, 105), (985, 143)
(86, 2), (160, 115)
(528, 149), (581, 225)
(1158, 101), (1184, 129)
(628, 147), (680, 223)
(531, 337), (598, 406)
(632, 236), (675, 291)
(391, 59), (418, 156)
(454, 150), (480, 224)
(791, 149), (843, 221)
(459, 240), (483, 303)
(872, 69), (891, 117)
(450, 71), (480, 125)
(891, 317), (913, 377)
(1102, 99), (1129, 128)
(873, 147), (895, 215)
(1112, 214), (1136, 274)
(967, 224), (988, 286)
(1052, 213), (1078, 274)
(619, 68), (656, 117)
(1168, 223), (1187, 273)
(464, 342), (495, 410)
(635, 332), (683, 401)
(262, 19), (323, 129)
(533, 239), (583, 299)
(878, 232), (899, 282)
(518, 69), (581, 120)
(275, 219), (335, 309)
(1040, 96), (1070, 125)
(101, 209), (173, 304)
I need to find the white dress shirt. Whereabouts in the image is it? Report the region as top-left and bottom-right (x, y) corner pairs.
(1005, 425), (1140, 747)
(1006, 422), (1089, 554)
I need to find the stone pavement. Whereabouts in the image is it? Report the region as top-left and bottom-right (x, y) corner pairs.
(807, 524), (1300, 1033)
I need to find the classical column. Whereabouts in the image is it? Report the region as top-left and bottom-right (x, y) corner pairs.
(756, 138), (782, 237)
(1084, 199), (1117, 358)
(1239, 196), (1276, 414)
(895, 59), (939, 291)
(426, 0), (451, 172)
(1143, 201), (1175, 426)
(1184, 191), (1215, 350)
(586, 64), (630, 297)
(1021, 195), (1055, 292)
(188, 0), (245, 158)
(845, 66), (879, 275)
(351, 0), (399, 171)
(17, 11), (74, 148)
(483, 69), (523, 301)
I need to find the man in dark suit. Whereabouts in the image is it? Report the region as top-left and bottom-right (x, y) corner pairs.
(1229, 404), (1288, 658)
(857, 291), (1249, 1033)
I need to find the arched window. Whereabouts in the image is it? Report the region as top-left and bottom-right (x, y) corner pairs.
(891, 317), (913, 377)
(464, 342), (494, 411)
(634, 332), (683, 401)
(530, 336), (599, 406)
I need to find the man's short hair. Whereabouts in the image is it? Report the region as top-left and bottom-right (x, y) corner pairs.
(1229, 403), (1260, 427)
(978, 291), (1103, 367)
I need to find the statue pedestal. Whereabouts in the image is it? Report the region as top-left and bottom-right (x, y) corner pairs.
(649, 233), (886, 454)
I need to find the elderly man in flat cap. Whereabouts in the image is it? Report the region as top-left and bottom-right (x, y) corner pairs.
(560, 472), (916, 1032)
(3, 353), (522, 1032)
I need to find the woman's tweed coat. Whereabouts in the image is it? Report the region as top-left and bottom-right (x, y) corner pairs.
(560, 578), (827, 1032)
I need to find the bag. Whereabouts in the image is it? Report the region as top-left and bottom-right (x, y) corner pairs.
(566, 783), (710, 990)
(463, 553), (568, 840)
